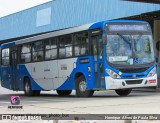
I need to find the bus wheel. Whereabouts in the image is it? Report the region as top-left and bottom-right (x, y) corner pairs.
(75, 76), (94, 97)
(115, 89), (132, 96)
(56, 90), (72, 96)
(34, 90), (41, 96)
(24, 78), (34, 96)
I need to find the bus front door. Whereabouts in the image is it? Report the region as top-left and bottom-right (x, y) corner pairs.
(10, 49), (18, 90)
(92, 35), (105, 89)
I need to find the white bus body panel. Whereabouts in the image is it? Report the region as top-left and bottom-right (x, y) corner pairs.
(105, 74), (157, 89)
(58, 58), (77, 85)
(25, 58), (77, 90)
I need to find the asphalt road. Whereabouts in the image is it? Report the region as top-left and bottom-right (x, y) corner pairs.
(1, 85), (160, 123)
(0, 86), (160, 114)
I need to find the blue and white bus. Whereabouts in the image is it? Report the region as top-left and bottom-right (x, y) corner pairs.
(0, 20), (157, 97)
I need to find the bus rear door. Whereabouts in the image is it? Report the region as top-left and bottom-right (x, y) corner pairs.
(1, 48), (11, 89)
(10, 47), (19, 90)
(1, 47), (18, 90)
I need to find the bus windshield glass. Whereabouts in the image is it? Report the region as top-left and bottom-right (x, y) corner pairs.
(106, 34), (154, 65)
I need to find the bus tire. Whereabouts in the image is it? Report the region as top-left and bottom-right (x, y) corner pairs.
(56, 90), (72, 96)
(75, 76), (94, 97)
(24, 78), (34, 96)
(115, 89), (132, 96)
(34, 90), (41, 96)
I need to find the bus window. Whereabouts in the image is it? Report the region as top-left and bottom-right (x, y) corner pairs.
(59, 36), (72, 58)
(21, 44), (31, 63)
(32, 41), (44, 62)
(2, 48), (10, 66)
(98, 38), (103, 59)
(45, 38), (57, 60)
(74, 32), (88, 56)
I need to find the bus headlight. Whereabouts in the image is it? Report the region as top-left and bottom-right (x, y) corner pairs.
(106, 69), (121, 79)
(147, 67), (156, 77)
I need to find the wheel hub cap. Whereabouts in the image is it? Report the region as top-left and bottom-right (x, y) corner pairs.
(25, 83), (30, 93)
(79, 81), (87, 92)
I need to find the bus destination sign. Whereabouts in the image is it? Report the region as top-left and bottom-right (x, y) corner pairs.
(108, 24), (148, 32)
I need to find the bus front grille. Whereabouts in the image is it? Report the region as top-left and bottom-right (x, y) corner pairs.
(119, 67), (149, 73)
(125, 80), (143, 85)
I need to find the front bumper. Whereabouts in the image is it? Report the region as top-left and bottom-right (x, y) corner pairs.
(105, 74), (157, 90)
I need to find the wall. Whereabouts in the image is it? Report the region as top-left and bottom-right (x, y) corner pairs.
(154, 20), (160, 57)
(0, 0), (160, 40)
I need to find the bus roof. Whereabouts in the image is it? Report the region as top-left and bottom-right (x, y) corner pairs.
(89, 20), (148, 30)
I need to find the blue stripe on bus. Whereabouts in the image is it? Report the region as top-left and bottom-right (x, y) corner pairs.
(17, 56), (95, 91)
(57, 56), (95, 90)
(1, 42), (15, 48)
(18, 65), (44, 91)
(16, 59), (156, 91)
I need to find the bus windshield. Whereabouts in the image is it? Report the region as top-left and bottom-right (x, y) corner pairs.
(106, 34), (154, 65)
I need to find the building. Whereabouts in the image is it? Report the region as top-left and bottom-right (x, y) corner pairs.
(0, 0), (160, 42)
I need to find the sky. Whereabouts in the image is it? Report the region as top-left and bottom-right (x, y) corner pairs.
(0, 0), (51, 18)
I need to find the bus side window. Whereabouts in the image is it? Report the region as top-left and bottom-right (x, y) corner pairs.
(32, 41), (44, 62)
(45, 38), (57, 60)
(74, 32), (88, 56)
(1, 48), (10, 66)
(59, 35), (72, 58)
(144, 39), (151, 52)
(21, 44), (31, 63)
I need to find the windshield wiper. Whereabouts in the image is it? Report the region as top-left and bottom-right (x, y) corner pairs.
(116, 33), (131, 48)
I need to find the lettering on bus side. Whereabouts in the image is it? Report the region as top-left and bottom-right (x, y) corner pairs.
(44, 65), (51, 72)
(61, 64), (67, 70)
(44, 69), (50, 72)
(79, 58), (90, 64)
